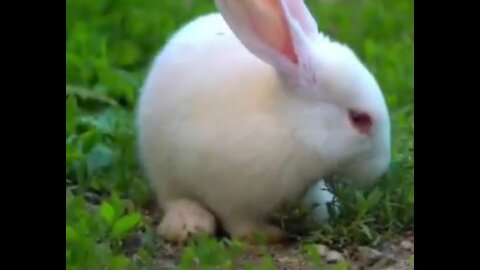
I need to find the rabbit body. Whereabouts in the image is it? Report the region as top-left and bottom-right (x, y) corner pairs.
(137, 0), (390, 242)
(138, 13), (331, 226)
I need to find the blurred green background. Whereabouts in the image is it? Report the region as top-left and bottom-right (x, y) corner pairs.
(66, 0), (413, 269)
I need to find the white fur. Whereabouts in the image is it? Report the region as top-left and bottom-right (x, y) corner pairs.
(136, 0), (390, 236)
(302, 179), (340, 224)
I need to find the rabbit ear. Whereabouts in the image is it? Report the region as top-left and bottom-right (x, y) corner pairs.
(215, 0), (318, 74)
(282, 0), (318, 39)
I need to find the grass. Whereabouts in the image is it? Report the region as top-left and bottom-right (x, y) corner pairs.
(66, 0), (414, 269)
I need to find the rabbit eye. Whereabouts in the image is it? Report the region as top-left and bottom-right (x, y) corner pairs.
(348, 110), (372, 134)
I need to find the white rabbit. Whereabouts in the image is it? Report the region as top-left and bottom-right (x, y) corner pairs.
(136, 0), (390, 244)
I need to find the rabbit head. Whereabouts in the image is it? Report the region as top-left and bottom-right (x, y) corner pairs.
(215, 0), (391, 183)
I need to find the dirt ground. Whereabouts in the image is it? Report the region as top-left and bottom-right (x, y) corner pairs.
(74, 190), (413, 270)
(142, 198), (414, 270)
(155, 231), (413, 270)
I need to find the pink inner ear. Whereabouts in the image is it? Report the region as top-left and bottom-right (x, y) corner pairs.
(245, 0), (299, 64)
(281, 34), (299, 64)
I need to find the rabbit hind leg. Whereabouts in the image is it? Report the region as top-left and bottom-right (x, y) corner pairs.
(156, 199), (217, 245)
